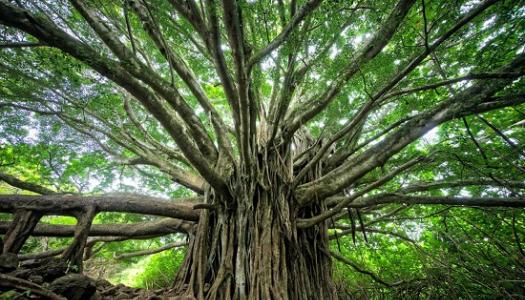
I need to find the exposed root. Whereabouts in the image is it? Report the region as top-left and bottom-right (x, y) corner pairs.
(0, 273), (65, 300)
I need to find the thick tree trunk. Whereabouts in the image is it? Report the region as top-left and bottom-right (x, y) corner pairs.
(173, 148), (338, 300)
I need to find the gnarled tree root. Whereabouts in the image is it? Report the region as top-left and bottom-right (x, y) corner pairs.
(0, 273), (66, 300)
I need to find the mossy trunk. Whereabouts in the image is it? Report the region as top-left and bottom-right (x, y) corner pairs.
(173, 147), (338, 300)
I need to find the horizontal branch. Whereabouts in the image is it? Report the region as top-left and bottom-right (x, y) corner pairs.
(115, 241), (187, 260)
(0, 194), (202, 221)
(398, 179), (525, 193)
(0, 41), (46, 48)
(382, 72), (525, 100)
(0, 218), (194, 237)
(471, 93), (525, 114)
(336, 193), (525, 208)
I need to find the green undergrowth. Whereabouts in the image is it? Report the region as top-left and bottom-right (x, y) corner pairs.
(111, 246), (187, 289)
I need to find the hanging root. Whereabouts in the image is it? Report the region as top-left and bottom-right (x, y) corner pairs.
(172, 146), (338, 300)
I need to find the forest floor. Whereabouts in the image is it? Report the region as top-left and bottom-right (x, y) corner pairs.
(0, 255), (190, 300)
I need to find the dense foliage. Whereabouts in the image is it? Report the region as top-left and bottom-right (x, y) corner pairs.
(0, 0), (524, 298)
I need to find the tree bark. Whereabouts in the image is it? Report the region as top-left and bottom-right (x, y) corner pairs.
(0, 194), (201, 221)
(61, 206), (96, 271)
(0, 1), (523, 299)
(0, 218), (194, 237)
(2, 210), (42, 254)
(173, 148), (338, 300)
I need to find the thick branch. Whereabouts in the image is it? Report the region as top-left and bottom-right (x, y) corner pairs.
(128, 1), (232, 160)
(0, 194), (202, 221)
(471, 93), (525, 114)
(0, 41), (46, 48)
(203, 0), (251, 169)
(398, 179), (525, 193)
(345, 194), (525, 208)
(70, 0), (218, 162)
(283, 0), (416, 139)
(294, 0), (501, 169)
(222, 0), (252, 169)
(168, 0), (208, 39)
(296, 52), (525, 203)
(297, 156), (424, 227)
(61, 206), (96, 269)
(0, 218), (194, 237)
(3, 210), (42, 254)
(0, 1), (228, 193)
(383, 72), (525, 100)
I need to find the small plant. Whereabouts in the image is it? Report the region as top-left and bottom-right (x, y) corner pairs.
(122, 247), (186, 289)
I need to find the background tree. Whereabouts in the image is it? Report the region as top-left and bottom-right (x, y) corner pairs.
(0, 0), (524, 299)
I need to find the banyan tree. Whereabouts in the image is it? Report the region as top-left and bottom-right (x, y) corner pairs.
(0, 0), (524, 299)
